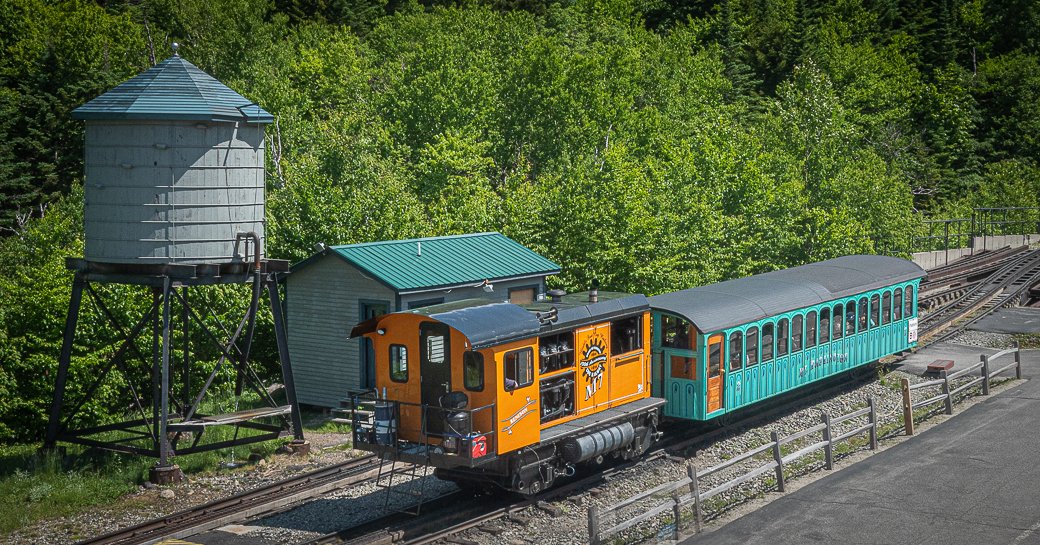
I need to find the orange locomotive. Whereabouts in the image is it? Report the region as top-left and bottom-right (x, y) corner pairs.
(350, 290), (665, 495)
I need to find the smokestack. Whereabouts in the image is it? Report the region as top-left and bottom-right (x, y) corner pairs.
(548, 289), (566, 304)
(588, 278), (599, 303)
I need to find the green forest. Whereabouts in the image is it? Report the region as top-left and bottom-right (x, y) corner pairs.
(0, 0), (1039, 445)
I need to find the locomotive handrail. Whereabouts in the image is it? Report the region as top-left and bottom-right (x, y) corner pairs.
(590, 398), (879, 545)
(900, 345), (1021, 435)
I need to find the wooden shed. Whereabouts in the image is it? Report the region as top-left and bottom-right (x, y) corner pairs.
(286, 232), (561, 408)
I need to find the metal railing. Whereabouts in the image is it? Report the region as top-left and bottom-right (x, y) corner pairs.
(907, 207), (1040, 256)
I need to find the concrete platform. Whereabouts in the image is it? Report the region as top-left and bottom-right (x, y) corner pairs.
(681, 347), (1040, 545)
(969, 307), (1040, 335)
(895, 342), (1008, 375)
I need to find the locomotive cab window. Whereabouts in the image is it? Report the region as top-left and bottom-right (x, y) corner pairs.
(464, 351), (484, 391)
(504, 348), (533, 391)
(661, 314), (695, 349)
(611, 316), (643, 355)
(729, 331), (743, 371)
(539, 331), (574, 374)
(390, 344), (408, 383)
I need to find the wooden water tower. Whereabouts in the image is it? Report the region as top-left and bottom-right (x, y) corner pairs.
(44, 46), (306, 482)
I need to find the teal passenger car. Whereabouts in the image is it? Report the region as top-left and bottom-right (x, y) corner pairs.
(648, 255), (926, 421)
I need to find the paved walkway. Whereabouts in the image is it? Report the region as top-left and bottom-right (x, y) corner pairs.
(682, 345), (1040, 545)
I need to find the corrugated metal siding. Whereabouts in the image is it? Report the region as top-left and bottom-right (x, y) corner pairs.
(331, 233), (560, 291)
(72, 55), (272, 123)
(287, 256), (393, 408)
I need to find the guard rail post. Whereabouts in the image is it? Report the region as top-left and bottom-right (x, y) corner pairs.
(671, 492), (681, 541)
(941, 370), (954, 415)
(981, 354), (991, 395)
(868, 397), (878, 450)
(901, 378), (914, 436)
(1015, 342), (1022, 380)
(822, 412), (834, 470)
(588, 504), (600, 545)
(688, 463), (702, 534)
(771, 430), (785, 492)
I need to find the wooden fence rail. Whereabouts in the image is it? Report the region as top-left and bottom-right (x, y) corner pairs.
(589, 398), (879, 545)
(901, 344), (1021, 435)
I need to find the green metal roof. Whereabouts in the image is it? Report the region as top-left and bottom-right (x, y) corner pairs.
(312, 233), (561, 292)
(72, 54), (273, 124)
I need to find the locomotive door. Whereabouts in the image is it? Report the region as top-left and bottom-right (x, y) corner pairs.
(706, 334), (724, 414)
(576, 324), (611, 414)
(420, 321), (452, 435)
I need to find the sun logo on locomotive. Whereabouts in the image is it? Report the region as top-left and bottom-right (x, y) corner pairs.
(579, 334), (608, 400)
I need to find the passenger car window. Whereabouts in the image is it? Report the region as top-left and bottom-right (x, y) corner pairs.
(846, 301), (857, 334)
(670, 355), (697, 380)
(661, 314), (696, 349)
(761, 323), (774, 362)
(746, 327), (759, 366)
(870, 294), (880, 328)
(389, 344), (408, 383)
(792, 315), (803, 352)
(504, 348), (533, 391)
(777, 319), (789, 356)
(882, 292), (892, 324)
(729, 331), (743, 371)
(905, 285), (915, 317)
(894, 289), (903, 321)
(820, 308), (830, 343)
(806, 311), (817, 348)
(858, 297), (868, 331)
(833, 304), (844, 339)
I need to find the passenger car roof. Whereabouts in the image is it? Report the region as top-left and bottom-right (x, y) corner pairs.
(648, 255), (926, 333)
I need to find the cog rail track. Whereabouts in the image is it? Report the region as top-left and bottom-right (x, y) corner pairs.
(919, 245), (1027, 293)
(76, 454), (381, 545)
(920, 248), (1040, 343)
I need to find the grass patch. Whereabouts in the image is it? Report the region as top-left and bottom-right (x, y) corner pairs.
(1014, 333), (1040, 349)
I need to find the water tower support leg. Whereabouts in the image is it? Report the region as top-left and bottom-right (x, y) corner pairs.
(44, 273), (86, 450)
(151, 277), (183, 484)
(267, 274), (306, 445)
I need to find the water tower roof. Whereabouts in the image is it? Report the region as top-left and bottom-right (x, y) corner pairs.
(72, 55), (273, 124)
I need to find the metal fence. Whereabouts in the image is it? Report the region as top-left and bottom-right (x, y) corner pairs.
(907, 207), (1040, 255)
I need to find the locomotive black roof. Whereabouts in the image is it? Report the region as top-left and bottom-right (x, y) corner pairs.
(648, 255), (926, 334)
(349, 292), (648, 349)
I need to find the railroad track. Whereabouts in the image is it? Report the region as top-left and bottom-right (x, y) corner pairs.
(919, 245), (1027, 293)
(920, 248), (1040, 342)
(76, 454), (381, 545)
(298, 366), (881, 545)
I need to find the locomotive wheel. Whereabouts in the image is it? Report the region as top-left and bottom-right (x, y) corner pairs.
(524, 478), (543, 497)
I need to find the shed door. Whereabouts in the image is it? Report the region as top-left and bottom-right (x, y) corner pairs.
(420, 321), (452, 435)
(707, 334), (724, 414)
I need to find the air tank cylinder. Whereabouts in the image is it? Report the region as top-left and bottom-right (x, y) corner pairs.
(560, 422), (635, 463)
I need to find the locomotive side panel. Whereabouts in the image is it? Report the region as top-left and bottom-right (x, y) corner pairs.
(494, 338), (541, 455)
(607, 312), (651, 409)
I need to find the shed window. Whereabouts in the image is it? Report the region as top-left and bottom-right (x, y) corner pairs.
(670, 355), (697, 380)
(882, 292), (892, 324)
(389, 344), (408, 383)
(820, 308), (830, 343)
(894, 289), (903, 321)
(504, 348), (533, 391)
(858, 297), (869, 331)
(905, 285), (915, 317)
(746, 327), (759, 366)
(539, 331), (574, 374)
(661, 314), (696, 349)
(792, 315), (803, 352)
(777, 319), (789, 357)
(464, 351), (484, 391)
(833, 304), (844, 339)
(761, 323), (774, 362)
(806, 311), (817, 348)
(729, 331), (743, 371)
(870, 294), (880, 329)
(611, 316), (643, 355)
